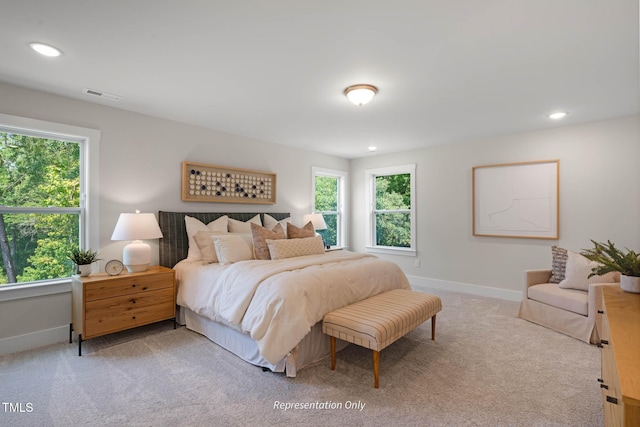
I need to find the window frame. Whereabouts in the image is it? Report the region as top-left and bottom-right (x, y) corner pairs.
(0, 114), (100, 301)
(365, 164), (416, 256)
(311, 166), (347, 249)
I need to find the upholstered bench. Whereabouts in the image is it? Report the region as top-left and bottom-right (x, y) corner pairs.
(322, 289), (442, 388)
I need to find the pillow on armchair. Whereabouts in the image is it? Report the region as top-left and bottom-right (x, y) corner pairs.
(558, 250), (618, 291)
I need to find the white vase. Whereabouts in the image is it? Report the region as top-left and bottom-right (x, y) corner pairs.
(620, 275), (640, 293)
(78, 264), (92, 277)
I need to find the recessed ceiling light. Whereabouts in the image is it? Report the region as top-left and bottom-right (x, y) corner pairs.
(368, 146), (378, 152)
(29, 42), (62, 57)
(548, 111), (568, 120)
(344, 84), (378, 106)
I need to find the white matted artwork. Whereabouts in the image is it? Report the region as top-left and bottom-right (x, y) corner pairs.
(472, 160), (559, 239)
(182, 161), (276, 204)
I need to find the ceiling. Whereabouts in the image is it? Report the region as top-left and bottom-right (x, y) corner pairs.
(0, 1), (638, 159)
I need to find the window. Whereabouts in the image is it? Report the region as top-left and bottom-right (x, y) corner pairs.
(0, 114), (99, 290)
(312, 167), (347, 248)
(366, 164), (416, 255)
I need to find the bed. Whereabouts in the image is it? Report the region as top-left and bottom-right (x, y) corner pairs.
(158, 211), (411, 377)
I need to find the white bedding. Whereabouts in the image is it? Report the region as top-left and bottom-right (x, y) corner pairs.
(175, 251), (410, 364)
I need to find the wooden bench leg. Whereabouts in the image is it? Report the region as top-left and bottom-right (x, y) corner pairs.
(431, 314), (437, 340)
(372, 350), (380, 388)
(330, 336), (336, 370)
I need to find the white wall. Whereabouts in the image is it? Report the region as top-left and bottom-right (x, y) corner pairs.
(350, 115), (640, 299)
(0, 81), (348, 352)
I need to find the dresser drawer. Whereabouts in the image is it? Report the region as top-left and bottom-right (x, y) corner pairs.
(84, 272), (174, 301)
(84, 287), (175, 338)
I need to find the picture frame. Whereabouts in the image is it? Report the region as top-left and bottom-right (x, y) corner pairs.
(472, 160), (559, 239)
(181, 161), (277, 204)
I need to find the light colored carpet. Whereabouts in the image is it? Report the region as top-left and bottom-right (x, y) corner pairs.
(0, 289), (603, 426)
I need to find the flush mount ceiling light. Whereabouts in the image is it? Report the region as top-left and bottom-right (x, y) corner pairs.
(344, 84), (378, 106)
(368, 146), (378, 152)
(29, 42), (62, 57)
(548, 111), (568, 120)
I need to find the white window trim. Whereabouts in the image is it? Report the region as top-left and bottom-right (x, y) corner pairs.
(365, 164), (416, 256)
(0, 114), (100, 301)
(311, 166), (348, 248)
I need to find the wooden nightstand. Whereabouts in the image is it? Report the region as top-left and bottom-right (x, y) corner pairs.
(71, 265), (176, 356)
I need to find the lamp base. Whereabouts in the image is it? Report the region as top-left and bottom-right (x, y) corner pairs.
(122, 240), (151, 273)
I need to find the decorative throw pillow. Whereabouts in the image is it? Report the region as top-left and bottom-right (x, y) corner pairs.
(251, 222), (285, 260)
(549, 246), (568, 284)
(228, 214), (262, 233)
(212, 234), (254, 265)
(185, 215), (228, 261)
(267, 235), (325, 260)
(558, 250), (618, 291)
(263, 214), (291, 237)
(193, 230), (228, 264)
(287, 221), (315, 239)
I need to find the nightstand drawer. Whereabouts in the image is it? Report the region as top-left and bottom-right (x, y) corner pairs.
(84, 288), (175, 338)
(84, 273), (173, 301)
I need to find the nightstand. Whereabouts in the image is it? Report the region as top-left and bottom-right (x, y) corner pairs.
(71, 265), (176, 356)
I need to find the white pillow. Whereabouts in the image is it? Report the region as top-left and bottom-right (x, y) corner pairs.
(558, 250), (619, 291)
(266, 235), (325, 260)
(228, 214), (262, 233)
(264, 214), (292, 237)
(193, 230), (227, 264)
(212, 234), (254, 265)
(185, 215), (228, 261)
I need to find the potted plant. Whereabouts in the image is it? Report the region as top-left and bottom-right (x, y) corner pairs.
(68, 248), (101, 277)
(581, 240), (640, 293)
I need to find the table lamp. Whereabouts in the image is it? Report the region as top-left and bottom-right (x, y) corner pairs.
(111, 210), (163, 272)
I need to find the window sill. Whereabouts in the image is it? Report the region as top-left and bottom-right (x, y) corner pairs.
(0, 278), (72, 302)
(365, 246), (416, 257)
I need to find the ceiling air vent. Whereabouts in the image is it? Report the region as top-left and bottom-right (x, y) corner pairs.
(82, 88), (122, 101)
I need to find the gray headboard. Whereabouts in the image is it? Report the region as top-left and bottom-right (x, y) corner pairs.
(158, 211), (290, 268)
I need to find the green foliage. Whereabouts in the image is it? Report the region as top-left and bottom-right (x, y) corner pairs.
(0, 132), (80, 285)
(580, 240), (640, 278)
(67, 247), (100, 265)
(375, 174), (411, 247)
(314, 176), (338, 246)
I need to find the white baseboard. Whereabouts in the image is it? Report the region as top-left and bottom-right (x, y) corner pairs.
(0, 325), (69, 356)
(407, 275), (522, 302)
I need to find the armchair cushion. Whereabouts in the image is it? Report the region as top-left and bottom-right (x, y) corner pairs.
(527, 283), (588, 316)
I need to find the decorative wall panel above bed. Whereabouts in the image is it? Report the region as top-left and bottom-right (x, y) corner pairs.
(158, 211), (290, 268)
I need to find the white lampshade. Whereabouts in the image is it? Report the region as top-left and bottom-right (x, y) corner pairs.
(303, 213), (327, 231)
(111, 211), (163, 273)
(344, 84), (378, 106)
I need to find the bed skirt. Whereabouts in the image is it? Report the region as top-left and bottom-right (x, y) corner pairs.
(177, 306), (348, 377)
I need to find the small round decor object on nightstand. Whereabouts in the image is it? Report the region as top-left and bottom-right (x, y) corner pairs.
(105, 259), (124, 276)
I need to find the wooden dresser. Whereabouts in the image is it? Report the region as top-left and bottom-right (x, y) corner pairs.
(71, 265), (176, 355)
(600, 285), (640, 426)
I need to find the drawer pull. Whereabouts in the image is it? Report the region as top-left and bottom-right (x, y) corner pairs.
(132, 316), (136, 320)
(130, 298), (136, 304)
(597, 310), (604, 314)
(600, 384), (609, 390)
(143, 287), (148, 291)
(597, 378), (604, 383)
(606, 396), (618, 405)
(601, 340), (609, 345)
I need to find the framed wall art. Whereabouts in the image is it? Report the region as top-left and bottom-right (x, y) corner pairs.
(182, 161), (277, 204)
(472, 160), (559, 239)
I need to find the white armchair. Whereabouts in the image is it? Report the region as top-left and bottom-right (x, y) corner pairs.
(518, 269), (619, 344)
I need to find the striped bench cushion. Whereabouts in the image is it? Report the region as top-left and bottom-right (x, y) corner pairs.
(322, 289), (442, 351)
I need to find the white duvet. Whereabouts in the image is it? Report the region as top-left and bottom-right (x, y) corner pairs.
(175, 251), (411, 364)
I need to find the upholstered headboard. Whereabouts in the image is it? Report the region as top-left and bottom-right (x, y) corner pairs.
(158, 211), (290, 268)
